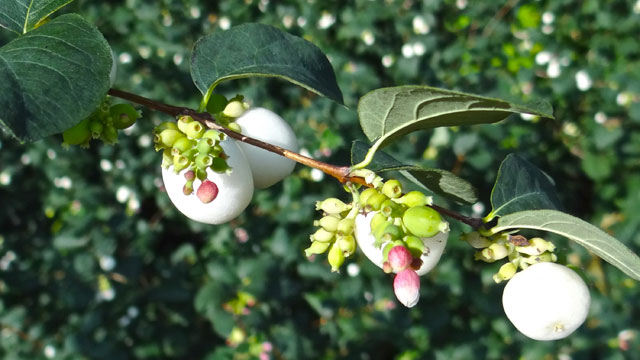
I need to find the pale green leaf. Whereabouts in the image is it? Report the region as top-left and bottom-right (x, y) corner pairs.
(492, 209), (640, 281)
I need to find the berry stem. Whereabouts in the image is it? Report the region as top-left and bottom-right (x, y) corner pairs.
(107, 88), (484, 229)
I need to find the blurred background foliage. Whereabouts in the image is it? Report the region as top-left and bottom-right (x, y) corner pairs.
(1, 0), (640, 359)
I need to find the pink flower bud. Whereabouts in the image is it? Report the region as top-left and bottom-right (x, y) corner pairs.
(196, 180), (219, 204)
(388, 245), (413, 272)
(393, 269), (420, 308)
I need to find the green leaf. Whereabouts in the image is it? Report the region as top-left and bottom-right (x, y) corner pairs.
(191, 23), (344, 107)
(0, 13), (112, 142)
(491, 210), (640, 281)
(0, 0), (74, 34)
(357, 85), (553, 149)
(487, 154), (562, 220)
(351, 140), (478, 204)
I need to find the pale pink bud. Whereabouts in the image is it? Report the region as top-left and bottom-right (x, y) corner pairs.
(393, 269), (420, 308)
(196, 180), (219, 204)
(388, 245), (413, 272)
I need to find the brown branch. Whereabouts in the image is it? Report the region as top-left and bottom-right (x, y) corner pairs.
(107, 88), (485, 229)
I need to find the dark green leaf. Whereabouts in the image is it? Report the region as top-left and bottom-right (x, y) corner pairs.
(0, 0), (74, 34)
(487, 154), (562, 220)
(191, 23), (343, 105)
(351, 140), (478, 204)
(358, 85), (553, 149)
(492, 210), (640, 281)
(0, 13), (111, 142)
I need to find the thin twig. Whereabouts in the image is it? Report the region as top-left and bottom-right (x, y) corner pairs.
(482, 0), (520, 38)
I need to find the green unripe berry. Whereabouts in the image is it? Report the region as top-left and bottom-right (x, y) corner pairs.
(102, 125), (118, 144)
(207, 93), (228, 114)
(154, 121), (178, 133)
(381, 223), (403, 242)
(186, 121), (205, 139)
(157, 129), (184, 148)
(328, 242), (345, 272)
(89, 118), (103, 139)
(203, 129), (223, 141)
(359, 187), (379, 206)
(314, 215), (341, 232)
(197, 137), (215, 154)
(172, 137), (196, 154)
(62, 118), (91, 146)
(381, 179), (403, 199)
(304, 241), (331, 257)
(369, 212), (388, 234)
(195, 154), (213, 169)
(336, 218), (355, 236)
(172, 155), (190, 173)
(110, 103), (140, 129)
(365, 192), (388, 211)
(402, 206), (443, 238)
(380, 199), (402, 218)
(177, 115), (193, 133)
(395, 191), (431, 207)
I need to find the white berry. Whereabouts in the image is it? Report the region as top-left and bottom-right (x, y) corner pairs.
(235, 108), (299, 189)
(354, 212), (448, 275)
(502, 262), (591, 341)
(161, 139), (254, 224)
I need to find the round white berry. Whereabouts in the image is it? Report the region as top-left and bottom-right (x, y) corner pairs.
(354, 211), (448, 275)
(235, 108), (299, 189)
(161, 139), (254, 224)
(502, 262), (591, 341)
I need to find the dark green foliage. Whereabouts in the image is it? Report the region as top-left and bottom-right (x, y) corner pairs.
(1, 0), (640, 359)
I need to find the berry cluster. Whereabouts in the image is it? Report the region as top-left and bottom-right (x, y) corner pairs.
(158, 94), (299, 224)
(309, 178), (451, 307)
(62, 97), (140, 147)
(462, 231), (557, 283)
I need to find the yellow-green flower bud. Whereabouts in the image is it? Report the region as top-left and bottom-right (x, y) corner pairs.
(223, 100), (246, 118)
(338, 234), (356, 256)
(227, 122), (242, 133)
(310, 228), (335, 243)
(369, 212), (388, 233)
(186, 121), (205, 139)
(172, 155), (190, 173)
(304, 241), (331, 257)
(203, 129), (223, 141)
(359, 187), (379, 206)
(365, 192), (388, 211)
(481, 243), (510, 261)
(461, 231), (492, 249)
(177, 115), (193, 133)
(337, 218), (355, 236)
(493, 262), (517, 283)
(515, 237), (556, 256)
(328, 242), (345, 272)
(172, 137), (196, 154)
(316, 198), (350, 215)
(394, 191), (432, 207)
(314, 215), (341, 232)
(380, 199), (402, 218)
(157, 129), (184, 148)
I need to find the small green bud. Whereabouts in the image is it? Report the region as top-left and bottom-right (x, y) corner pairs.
(161, 149), (173, 168)
(365, 192), (388, 211)
(227, 122), (242, 133)
(336, 218), (355, 236)
(157, 129), (184, 148)
(381, 179), (403, 199)
(380, 199), (402, 218)
(177, 115), (193, 133)
(102, 125), (118, 144)
(195, 153), (213, 169)
(304, 241), (331, 257)
(172, 155), (190, 173)
(461, 231), (492, 249)
(316, 198), (351, 215)
(359, 187), (379, 206)
(223, 100), (246, 118)
(314, 215), (341, 232)
(89, 118), (103, 139)
(328, 242), (345, 272)
(493, 262), (517, 283)
(186, 121), (205, 139)
(479, 243), (510, 262)
(172, 137), (196, 154)
(338, 235), (356, 256)
(310, 228), (335, 243)
(369, 212), (388, 233)
(203, 129), (223, 141)
(402, 206), (444, 238)
(381, 224), (404, 242)
(154, 121), (178, 133)
(197, 137), (215, 154)
(394, 191), (431, 207)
